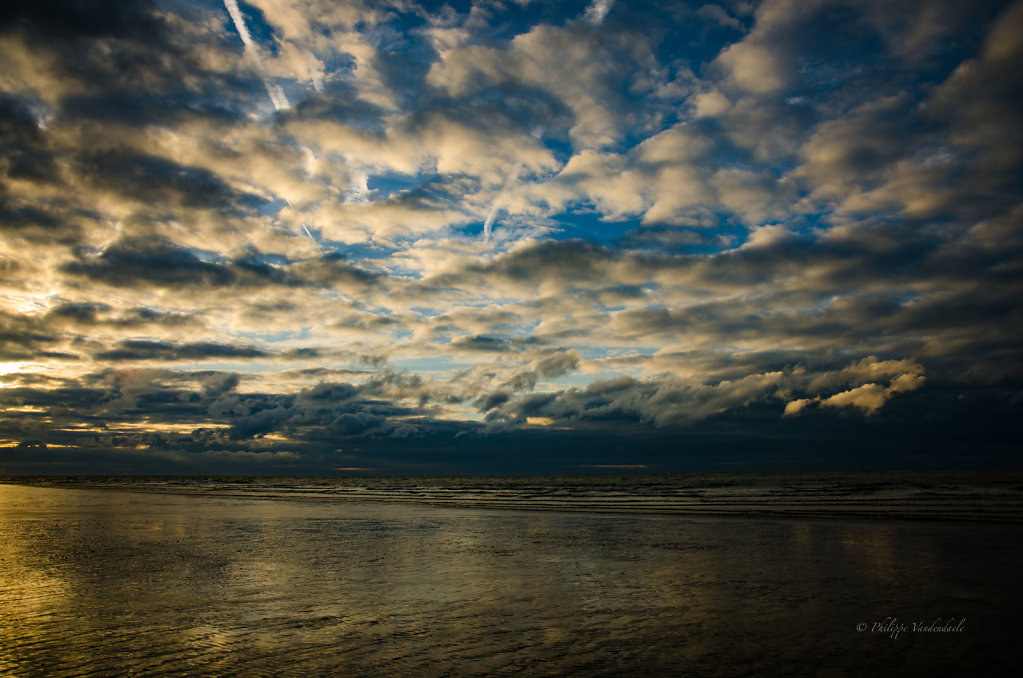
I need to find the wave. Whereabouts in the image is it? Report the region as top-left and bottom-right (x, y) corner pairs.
(5, 469), (1023, 523)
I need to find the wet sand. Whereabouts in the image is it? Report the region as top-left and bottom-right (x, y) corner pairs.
(1, 483), (1018, 676)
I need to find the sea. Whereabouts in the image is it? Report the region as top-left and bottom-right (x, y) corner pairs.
(1, 469), (1021, 676)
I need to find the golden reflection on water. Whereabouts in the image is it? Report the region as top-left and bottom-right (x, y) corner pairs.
(0, 483), (1017, 676)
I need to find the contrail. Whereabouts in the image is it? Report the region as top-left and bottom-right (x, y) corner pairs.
(302, 225), (324, 255)
(223, 0), (252, 45)
(584, 0), (615, 25)
(279, 196), (324, 255)
(224, 0), (332, 257)
(223, 0), (290, 111)
(223, 1), (364, 254)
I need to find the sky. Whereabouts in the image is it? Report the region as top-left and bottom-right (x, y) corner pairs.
(1, 0), (1022, 475)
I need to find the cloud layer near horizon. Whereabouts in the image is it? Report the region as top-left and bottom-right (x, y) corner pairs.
(2, 0), (1021, 473)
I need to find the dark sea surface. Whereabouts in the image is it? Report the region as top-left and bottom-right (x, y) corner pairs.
(1, 470), (1021, 676)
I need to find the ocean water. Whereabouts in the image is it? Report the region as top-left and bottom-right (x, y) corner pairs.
(1, 471), (1021, 676)
(11, 468), (1023, 522)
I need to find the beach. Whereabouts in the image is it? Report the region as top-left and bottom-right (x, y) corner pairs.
(1, 480), (1019, 676)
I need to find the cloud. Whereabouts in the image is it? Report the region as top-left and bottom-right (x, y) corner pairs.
(480, 356), (928, 428)
(778, 358), (927, 416)
(93, 339), (268, 362)
(692, 89), (731, 118)
(426, 21), (663, 149)
(583, 0), (615, 26)
(821, 383), (891, 415)
(1, 0), (1021, 473)
(64, 238), (252, 288)
(77, 149), (261, 210)
(535, 351), (580, 378)
(222, 0), (290, 110)
(782, 398), (814, 417)
(0, 94), (58, 185)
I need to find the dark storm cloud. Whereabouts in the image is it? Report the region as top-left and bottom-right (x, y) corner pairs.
(61, 238), (323, 289)
(0, 94), (58, 185)
(59, 83), (253, 129)
(3, 5), (177, 113)
(63, 238), (238, 287)
(0, 368), (438, 458)
(474, 390), (510, 412)
(918, 2), (1023, 207)
(481, 359), (927, 428)
(76, 150), (265, 211)
(0, 0), (162, 41)
(1, 309), (61, 360)
(94, 339), (268, 362)
(0, 200), (63, 232)
(86, 340), (327, 364)
(1, 302), (206, 363)
(44, 302), (197, 328)
(44, 302), (113, 324)
(449, 335), (545, 352)
(219, 379), (423, 441)
(1, 0), (257, 127)
(0, 361), (1016, 475)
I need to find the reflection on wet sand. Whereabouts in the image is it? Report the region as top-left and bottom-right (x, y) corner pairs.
(0, 483), (1017, 676)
